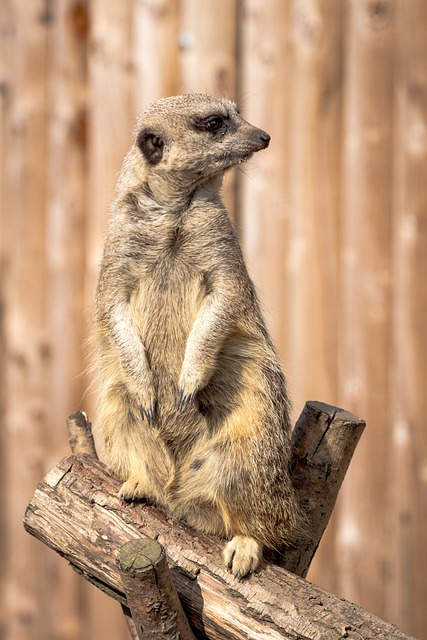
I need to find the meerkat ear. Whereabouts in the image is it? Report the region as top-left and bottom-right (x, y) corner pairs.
(136, 129), (165, 165)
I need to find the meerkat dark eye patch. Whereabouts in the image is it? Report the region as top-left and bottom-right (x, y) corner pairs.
(137, 129), (164, 165)
(190, 115), (227, 134)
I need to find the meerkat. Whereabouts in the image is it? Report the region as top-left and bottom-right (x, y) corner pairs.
(93, 93), (303, 579)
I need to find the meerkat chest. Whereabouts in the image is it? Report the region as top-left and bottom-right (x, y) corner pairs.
(134, 211), (221, 277)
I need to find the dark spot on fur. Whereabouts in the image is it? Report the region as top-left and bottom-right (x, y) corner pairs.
(289, 458), (297, 475)
(125, 192), (140, 210)
(198, 402), (209, 416)
(169, 226), (182, 252)
(190, 459), (204, 471)
(137, 129), (164, 165)
(202, 271), (213, 295)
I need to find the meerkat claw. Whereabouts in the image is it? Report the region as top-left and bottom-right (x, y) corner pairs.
(178, 390), (195, 411)
(146, 402), (156, 426)
(177, 389), (184, 411)
(138, 403), (156, 426)
(227, 550), (235, 571)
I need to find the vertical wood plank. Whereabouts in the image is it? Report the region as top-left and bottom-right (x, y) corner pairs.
(337, 0), (395, 621)
(388, 1), (427, 636)
(86, 0), (134, 310)
(238, 0), (291, 359)
(85, 2), (134, 638)
(0, 2), (8, 637)
(281, 0), (343, 416)
(1, 1), (50, 638)
(239, 0), (343, 417)
(180, 0), (237, 97)
(133, 0), (180, 111)
(44, 1), (88, 638)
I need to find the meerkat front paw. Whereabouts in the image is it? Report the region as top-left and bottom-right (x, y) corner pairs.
(134, 375), (157, 426)
(223, 536), (262, 580)
(177, 363), (209, 411)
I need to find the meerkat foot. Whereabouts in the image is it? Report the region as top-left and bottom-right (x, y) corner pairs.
(118, 475), (152, 502)
(223, 536), (262, 580)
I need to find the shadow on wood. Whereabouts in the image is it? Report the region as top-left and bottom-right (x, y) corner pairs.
(23, 402), (414, 639)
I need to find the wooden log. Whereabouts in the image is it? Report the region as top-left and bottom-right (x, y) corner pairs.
(117, 539), (196, 640)
(23, 454), (413, 640)
(24, 402), (412, 639)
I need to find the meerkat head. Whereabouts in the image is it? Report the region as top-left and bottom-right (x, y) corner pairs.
(126, 94), (270, 199)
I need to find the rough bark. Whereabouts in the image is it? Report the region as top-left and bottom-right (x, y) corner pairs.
(117, 539), (196, 640)
(24, 454), (413, 639)
(286, 402), (366, 576)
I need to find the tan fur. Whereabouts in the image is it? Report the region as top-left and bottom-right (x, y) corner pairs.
(92, 94), (304, 579)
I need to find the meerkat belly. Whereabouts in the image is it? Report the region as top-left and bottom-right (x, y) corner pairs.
(130, 266), (205, 440)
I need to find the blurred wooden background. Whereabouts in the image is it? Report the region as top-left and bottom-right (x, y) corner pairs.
(1, 0), (426, 638)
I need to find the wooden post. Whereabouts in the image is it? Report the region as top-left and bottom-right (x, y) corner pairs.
(285, 401), (365, 577)
(117, 539), (196, 640)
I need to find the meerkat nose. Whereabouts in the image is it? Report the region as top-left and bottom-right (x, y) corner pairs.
(259, 132), (271, 144)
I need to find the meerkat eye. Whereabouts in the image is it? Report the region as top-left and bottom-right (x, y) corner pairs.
(205, 116), (225, 132)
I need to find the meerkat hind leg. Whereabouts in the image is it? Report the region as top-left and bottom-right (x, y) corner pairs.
(223, 535), (262, 579)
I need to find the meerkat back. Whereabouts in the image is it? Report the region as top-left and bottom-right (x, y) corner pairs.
(93, 93), (303, 579)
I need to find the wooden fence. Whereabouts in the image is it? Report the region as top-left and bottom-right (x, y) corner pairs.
(0, 1), (426, 638)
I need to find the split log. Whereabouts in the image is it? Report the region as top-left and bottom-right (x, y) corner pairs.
(23, 403), (413, 639)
